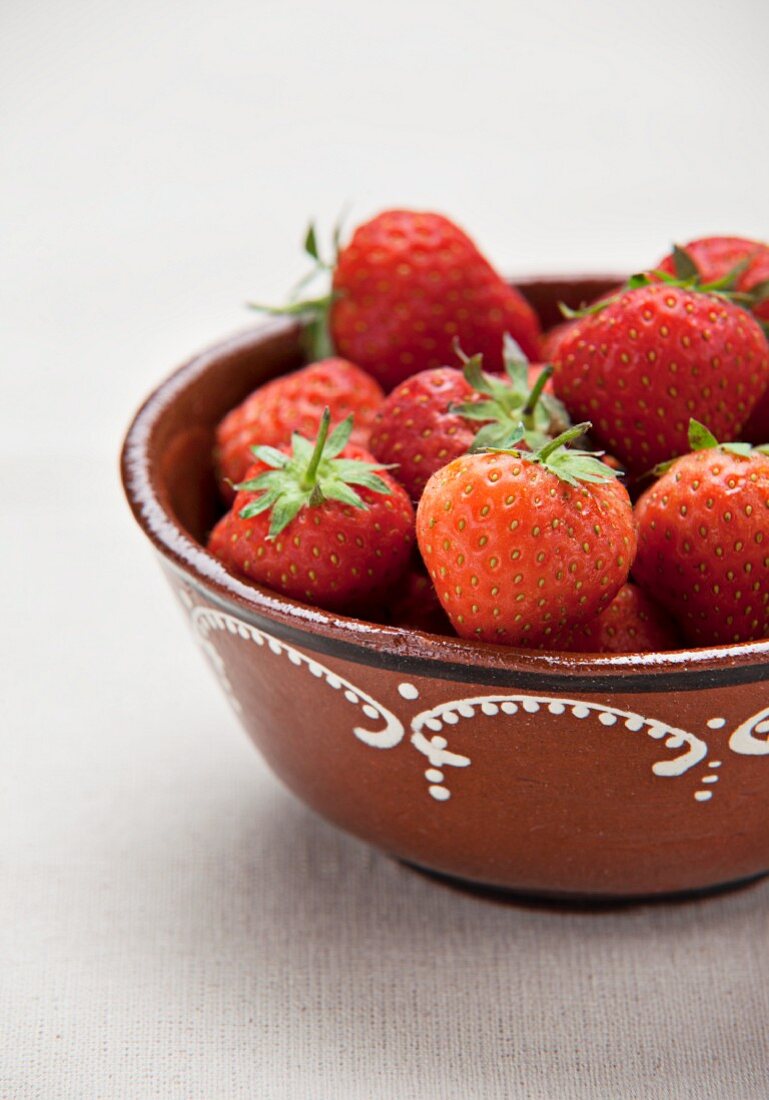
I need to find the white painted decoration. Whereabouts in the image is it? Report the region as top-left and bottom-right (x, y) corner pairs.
(177, 586), (769, 811)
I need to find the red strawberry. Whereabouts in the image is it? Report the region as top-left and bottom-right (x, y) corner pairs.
(368, 367), (476, 500)
(656, 241), (769, 443)
(214, 358), (384, 499)
(416, 425), (637, 646)
(368, 339), (567, 500)
(541, 319), (575, 362)
(553, 281), (769, 475)
(556, 582), (680, 653)
(208, 410), (414, 612)
(388, 566), (455, 635)
(657, 237), (769, 323)
(541, 287), (621, 362)
(633, 420), (769, 645)
(330, 211), (541, 388)
(255, 212), (541, 391)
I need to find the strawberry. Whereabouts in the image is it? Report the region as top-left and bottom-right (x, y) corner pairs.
(368, 366), (476, 501)
(541, 287), (621, 362)
(368, 337), (567, 500)
(388, 565), (455, 635)
(541, 319), (575, 362)
(553, 280), (769, 475)
(207, 410), (414, 612)
(633, 420), (769, 646)
(416, 425), (637, 646)
(214, 358), (384, 499)
(656, 243), (769, 443)
(255, 211), (542, 390)
(556, 582), (680, 653)
(657, 237), (769, 324)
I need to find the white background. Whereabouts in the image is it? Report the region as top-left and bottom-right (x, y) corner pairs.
(3, 1), (769, 1096)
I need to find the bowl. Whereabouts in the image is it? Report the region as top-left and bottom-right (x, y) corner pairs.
(121, 275), (769, 901)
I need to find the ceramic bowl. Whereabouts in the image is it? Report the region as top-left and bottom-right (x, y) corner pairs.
(121, 276), (769, 901)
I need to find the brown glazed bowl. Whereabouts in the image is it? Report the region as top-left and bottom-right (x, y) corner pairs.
(121, 276), (769, 901)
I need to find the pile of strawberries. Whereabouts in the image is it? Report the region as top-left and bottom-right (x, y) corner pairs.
(207, 211), (769, 653)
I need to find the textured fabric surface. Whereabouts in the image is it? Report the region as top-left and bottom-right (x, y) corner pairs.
(3, 464), (769, 1099)
(4, 840), (769, 1100)
(4, 1), (769, 1095)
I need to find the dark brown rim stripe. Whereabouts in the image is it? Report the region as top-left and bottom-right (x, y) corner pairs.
(167, 560), (769, 694)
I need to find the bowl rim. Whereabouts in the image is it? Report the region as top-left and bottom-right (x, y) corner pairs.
(120, 276), (769, 694)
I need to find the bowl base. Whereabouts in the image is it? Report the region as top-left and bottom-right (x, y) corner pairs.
(400, 861), (769, 911)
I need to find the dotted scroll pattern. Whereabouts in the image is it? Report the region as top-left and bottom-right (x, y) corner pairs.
(180, 592), (404, 749)
(406, 691), (769, 804)
(178, 588), (769, 807)
(406, 687), (712, 803)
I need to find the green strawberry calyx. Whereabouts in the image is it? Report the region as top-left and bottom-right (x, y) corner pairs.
(236, 407), (393, 538)
(450, 334), (571, 452)
(487, 421), (622, 488)
(669, 246), (769, 314)
(247, 221), (344, 360)
(652, 419), (769, 476)
(559, 245), (769, 323)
